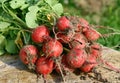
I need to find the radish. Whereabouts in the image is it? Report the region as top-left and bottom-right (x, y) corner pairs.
(90, 43), (101, 58)
(57, 33), (71, 43)
(91, 43), (101, 50)
(84, 28), (100, 41)
(67, 16), (82, 32)
(36, 57), (54, 77)
(66, 48), (87, 68)
(77, 18), (89, 32)
(79, 18), (89, 27)
(31, 25), (49, 43)
(70, 33), (87, 49)
(82, 27), (89, 32)
(56, 16), (70, 31)
(55, 55), (75, 74)
(19, 45), (38, 65)
(61, 55), (75, 72)
(42, 39), (63, 57)
(80, 55), (97, 73)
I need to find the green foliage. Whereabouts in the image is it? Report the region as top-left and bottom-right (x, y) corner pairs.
(0, 21), (10, 30)
(0, 34), (6, 55)
(5, 39), (18, 54)
(45, 0), (59, 6)
(0, 0), (63, 55)
(9, 0), (26, 9)
(97, 0), (120, 50)
(52, 3), (63, 16)
(25, 6), (39, 28)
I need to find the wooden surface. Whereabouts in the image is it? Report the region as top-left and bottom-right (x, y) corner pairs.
(0, 47), (120, 83)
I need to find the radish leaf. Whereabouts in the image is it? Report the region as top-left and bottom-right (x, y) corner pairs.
(25, 6), (39, 28)
(9, 0), (25, 9)
(5, 39), (18, 54)
(0, 22), (10, 30)
(45, 0), (58, 6)
(52, 3), (63, 16)
(0, 35), (6, 55)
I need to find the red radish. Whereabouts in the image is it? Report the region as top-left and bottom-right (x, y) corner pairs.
(36, 57), (54, 77)
(90, 43), (101, 58)
(56, 16), (70, 31)
(84, 28), (100, 41)
(76, 18), (89, 32)
(31, 25), (49, 43)
(19, 45), (38, 65)
(57, 33), (71, 43)
(91, 49), (100, 58)
(75, 23), (89, 32)
(82, 27), (89, 32)
(80, 55), (97, 72)
(70, 40), (83, 49)
(73, 33), (86, 43)
(91, 43), (101, 50)
(66, 48), (87, 68)
(61, 55), (75, 72)
(76, 23), (89, 32)
(70, 33), (86, 49)
(42, 39), (63, 57)
(79, 18), (89, 27)
(55, 55), (75, 74)
(80, 62), (97, 73)
(75, 23), (82, 32)
(67, 16), (82, 32)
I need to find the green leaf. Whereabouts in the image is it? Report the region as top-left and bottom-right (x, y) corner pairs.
(28, 5), (39, 12)
(5, 39), (18, 54)
(0, 49), (5, 55)
(0, 22), (10, 30)
(25, 6), (39, 28)
(45, 0), (58, 6)
(0, 34), (6, 55)
(114, 36), (120, 44)
(20, 3), (29, 10)
(0, 0), (4, 3)
(9, 0), (25, 9)
(0, 34), (6, 46)
(52, 3), (63, 16)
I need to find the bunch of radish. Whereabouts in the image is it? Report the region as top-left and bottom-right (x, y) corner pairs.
(19, 16), (120, 81)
